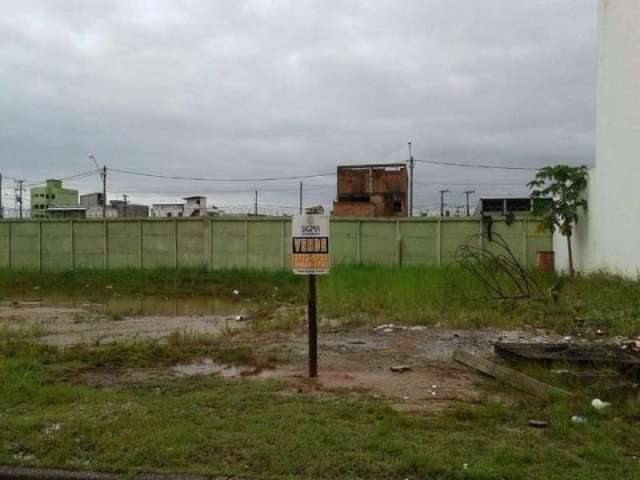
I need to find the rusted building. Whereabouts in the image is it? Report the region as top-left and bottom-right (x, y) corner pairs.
(333, 163), (408, 217)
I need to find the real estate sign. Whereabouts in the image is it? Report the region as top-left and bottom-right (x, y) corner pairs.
(292, 215), (330, 275)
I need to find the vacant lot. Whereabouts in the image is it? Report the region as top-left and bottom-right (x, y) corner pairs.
(1, 266), (639, 479)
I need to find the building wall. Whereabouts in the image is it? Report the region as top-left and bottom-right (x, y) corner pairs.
(151, 205), (184, 218)
(0, 217), (550, 271)
(335, 165), (408, 217)
(30, 180), (79, 218)
(556, 0), (640, 276)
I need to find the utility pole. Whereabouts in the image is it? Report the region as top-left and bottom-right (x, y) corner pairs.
(254, 190), (258, 216)
(16, 179), (24, 219)
(464, 190), (476, 217)
(299, 182), (303, 215)
(439, 189), (449, 217)
(122, 194), (128, 218)
(0, 172), (3, 219)
(102, 166), (107, 218)
(408, 141), (415, 217)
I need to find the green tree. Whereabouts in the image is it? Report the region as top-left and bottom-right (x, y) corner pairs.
(528, 165), (589, 276)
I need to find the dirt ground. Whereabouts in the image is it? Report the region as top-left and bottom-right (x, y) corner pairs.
(0, 300), (566, 412)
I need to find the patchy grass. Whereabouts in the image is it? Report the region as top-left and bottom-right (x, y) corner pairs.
(0, 332), (639, 479)
(2, 266), (640, 336)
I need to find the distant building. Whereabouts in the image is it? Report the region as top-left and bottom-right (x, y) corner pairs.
(46, 206), (87, 219)
(151, 196), (208, 218)
(80, 193), (105, 208)
(31, 179), (79, 218)
(184, 196), (206, 217)
(305, 205), (325, 215)
(333, 163), (408, 217)
(109, 200), (149, 218)
(475, 197), (551, 217)
(86, 206), (117, 218)
(151, 203), (184, 218)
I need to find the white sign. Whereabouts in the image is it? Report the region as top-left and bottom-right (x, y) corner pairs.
(292, 215), (330, 275)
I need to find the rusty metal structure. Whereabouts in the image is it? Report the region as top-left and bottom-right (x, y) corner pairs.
(333, 163), (408, 217)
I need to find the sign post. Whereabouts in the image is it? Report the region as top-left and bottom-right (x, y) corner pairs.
(292, 215), (330, 378)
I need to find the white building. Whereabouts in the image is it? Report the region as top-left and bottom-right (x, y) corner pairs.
(184, 196), (207, 217)
(151, 204), (184, 218)
(556, 0), (640, 276)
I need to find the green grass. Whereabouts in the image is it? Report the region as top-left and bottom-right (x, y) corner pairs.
(3, 266), (640, 336)
(1, 333), (639, 479)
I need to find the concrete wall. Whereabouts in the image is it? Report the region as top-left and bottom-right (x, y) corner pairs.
(0, 217), (550, 272)
(558, 1), (640, 276)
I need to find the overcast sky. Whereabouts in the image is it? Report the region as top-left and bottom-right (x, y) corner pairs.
(0, 0), (596, 214)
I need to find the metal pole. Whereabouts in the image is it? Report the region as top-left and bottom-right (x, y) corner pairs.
(0, 173), (3, 219)
(17, 180), (24, 219)
(439, 189), (449, 217)
(464, 190), (476, 217)
(299, 182), (303, 215)
(122, 194), (128, 218)
(102, 166), (107, 218)
(254, 190), (258, 216)
(408, 141), (414, 217)
(308, 274), (318, 378)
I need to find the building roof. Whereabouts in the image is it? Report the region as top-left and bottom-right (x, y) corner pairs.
(337, 163), (406, 171)
(46, 206), (87, 211)
(183, 196), (206, 200)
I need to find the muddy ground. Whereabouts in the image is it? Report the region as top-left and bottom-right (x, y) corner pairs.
(0, 299), (566, 412)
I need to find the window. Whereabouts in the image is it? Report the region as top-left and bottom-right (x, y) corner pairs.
(167, 212), (172, 217)
(392, 201), (402, 212)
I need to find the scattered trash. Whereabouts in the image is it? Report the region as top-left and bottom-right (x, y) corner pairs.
(431, 391), (437, 396)
(235, 315), (244, 321)
(596, 329), (605, 336)
(232, 290), (240, 296)
(591, 398), (611, 410)
(528, 419), (549, 428)
(571, 415), (587, 423)
(33, 286), (40, 290)
(563, 336), (572, 341)
(390, 365), (412, 373)
(402, 396), (409, 401)
(409, 326), (427, 331)
(383, 328), (393, 333)
(105, 285), (113, 289)
(462, 463), (469, 470)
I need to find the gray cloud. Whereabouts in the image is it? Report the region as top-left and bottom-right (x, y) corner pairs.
(0, 0), (596, 213)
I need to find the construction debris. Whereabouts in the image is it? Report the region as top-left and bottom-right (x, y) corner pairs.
(453, 349), (572, 400)
(528, 420), (549, 428)
(494, 342), (640, 371)
(591, 398), (611, 410)
(390, 365), (412, 373)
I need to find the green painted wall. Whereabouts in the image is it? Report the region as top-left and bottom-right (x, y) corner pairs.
(30, 179), (79, 219)
(0, 217), (551, 271)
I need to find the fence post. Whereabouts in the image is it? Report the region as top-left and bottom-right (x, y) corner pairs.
(174, 220), (178, 269)
(38, 221), (42, 273)
(356, 219), (361, 264)
(70, 220), (75, 271)
(436, 219), (442, 266)
(396, 219), (401, 267)
(104, 221), (108, 270)
(281, 219), (286, 270)
(210, 219), (215, 270)
(138, 220), (143, 269)
(244, 219), (249, 268)
(478, 217), (484, 251)
(8, 222), (12, 272)
(521, 219), (528, 268)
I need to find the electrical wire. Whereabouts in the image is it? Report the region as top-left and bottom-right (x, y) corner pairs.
(108, 167), (336, 182)
(414, 158), (539, 171)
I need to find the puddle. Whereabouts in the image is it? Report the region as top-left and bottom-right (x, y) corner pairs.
(172, 358), (253, 378)
(1, 293), (242, 317)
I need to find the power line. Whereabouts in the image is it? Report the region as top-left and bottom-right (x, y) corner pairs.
(414, 158), (539, 171)
(108, 167), (336, 183)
